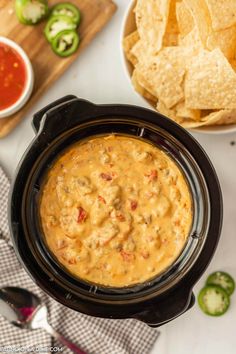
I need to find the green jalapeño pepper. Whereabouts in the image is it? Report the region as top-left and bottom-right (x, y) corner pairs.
(44, 15), (77, 43)
(207, 271), (235, 296)
(51, 2), (81, 25)
(52, 30), (79, 57)
(15, 0), (49, 25)
(198, 285), (230, 316)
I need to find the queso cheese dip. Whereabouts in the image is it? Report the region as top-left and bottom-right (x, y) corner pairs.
(39, 135), (192, 287)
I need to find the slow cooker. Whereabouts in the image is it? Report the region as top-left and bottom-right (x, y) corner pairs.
(9, 95), (223, 327)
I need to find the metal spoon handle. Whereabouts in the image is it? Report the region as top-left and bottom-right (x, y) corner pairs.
(44, 322), (87, 354)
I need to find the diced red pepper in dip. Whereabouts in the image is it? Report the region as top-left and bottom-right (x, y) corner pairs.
(98, 195), (106, 204)
(116, 213), (126, 222)
(68, 258), (77, 265)
(100, 173), (112, 181)
(141, 251), (150, 259)
(77, 207), (87, 223)
(120, 250), (135, 262)
(145, 169), (158, 181)
(130, 200), (138, 211)
(174, 220), (180, 227)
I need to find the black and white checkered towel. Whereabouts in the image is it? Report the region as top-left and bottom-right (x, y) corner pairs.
(0, 165), (159, 354)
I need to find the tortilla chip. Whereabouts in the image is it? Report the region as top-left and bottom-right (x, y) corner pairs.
(132, 69), (157, 103)
(157, 100), (201, 121)
(181, 119), (203, 128)
(134, 68), (159, 98)
(136, 47), (188, 108)
(179, 27), (203, 48)
(205, 0), (236, 31)
(230, 60), (236, 71)
(130, 40), (149, 64)
(200, 110), (216, 118)
(165, 0), (180, 34)
(205, 110), (236, 125)
(176, 1), (194, 36)
(123, 31), (140, 66)
(136, 46), (201, 108)
(156, 100), (201, 126)
(207, 26), (236, 60)
(163, 0), (180, 46)
(156, 100), (183, 123)
(135, 0), (171, 53)
(163, 32), (179, 46)
(175, 101), (201, 120)
(183, 0), (212, 47)
(185, 49), (236, 109)
(182, 109), (236, 128)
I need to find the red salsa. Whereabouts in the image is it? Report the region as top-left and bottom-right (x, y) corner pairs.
(0, 42), (27, 111)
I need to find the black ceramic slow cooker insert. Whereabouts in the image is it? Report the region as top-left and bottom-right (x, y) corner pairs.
(9, 95), (223, 327)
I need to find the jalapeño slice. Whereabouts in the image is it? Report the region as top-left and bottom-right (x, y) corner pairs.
(52, 30), (79, 57)
(15, 0), (49, 25)
(198, 285), (230, 316)
(51, 2), (81, 25)
(44, 15), (77, 43)
(207, 271), (235, 296)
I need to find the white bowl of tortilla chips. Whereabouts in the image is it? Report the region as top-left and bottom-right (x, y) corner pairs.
(122, 0), (236, 134)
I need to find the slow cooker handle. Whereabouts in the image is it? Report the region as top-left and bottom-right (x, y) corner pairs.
(133, 288), (195, 327)
(32, 95), (77, 133)
(32, 96), (97, 135)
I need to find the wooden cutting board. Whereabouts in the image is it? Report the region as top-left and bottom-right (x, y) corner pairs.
(0, 0), (117, 137)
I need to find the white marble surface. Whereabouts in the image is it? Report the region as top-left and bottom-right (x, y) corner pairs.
(0, 1), (236, 353)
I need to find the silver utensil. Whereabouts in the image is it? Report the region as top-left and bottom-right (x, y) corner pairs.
(0, 287), (86, 354)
